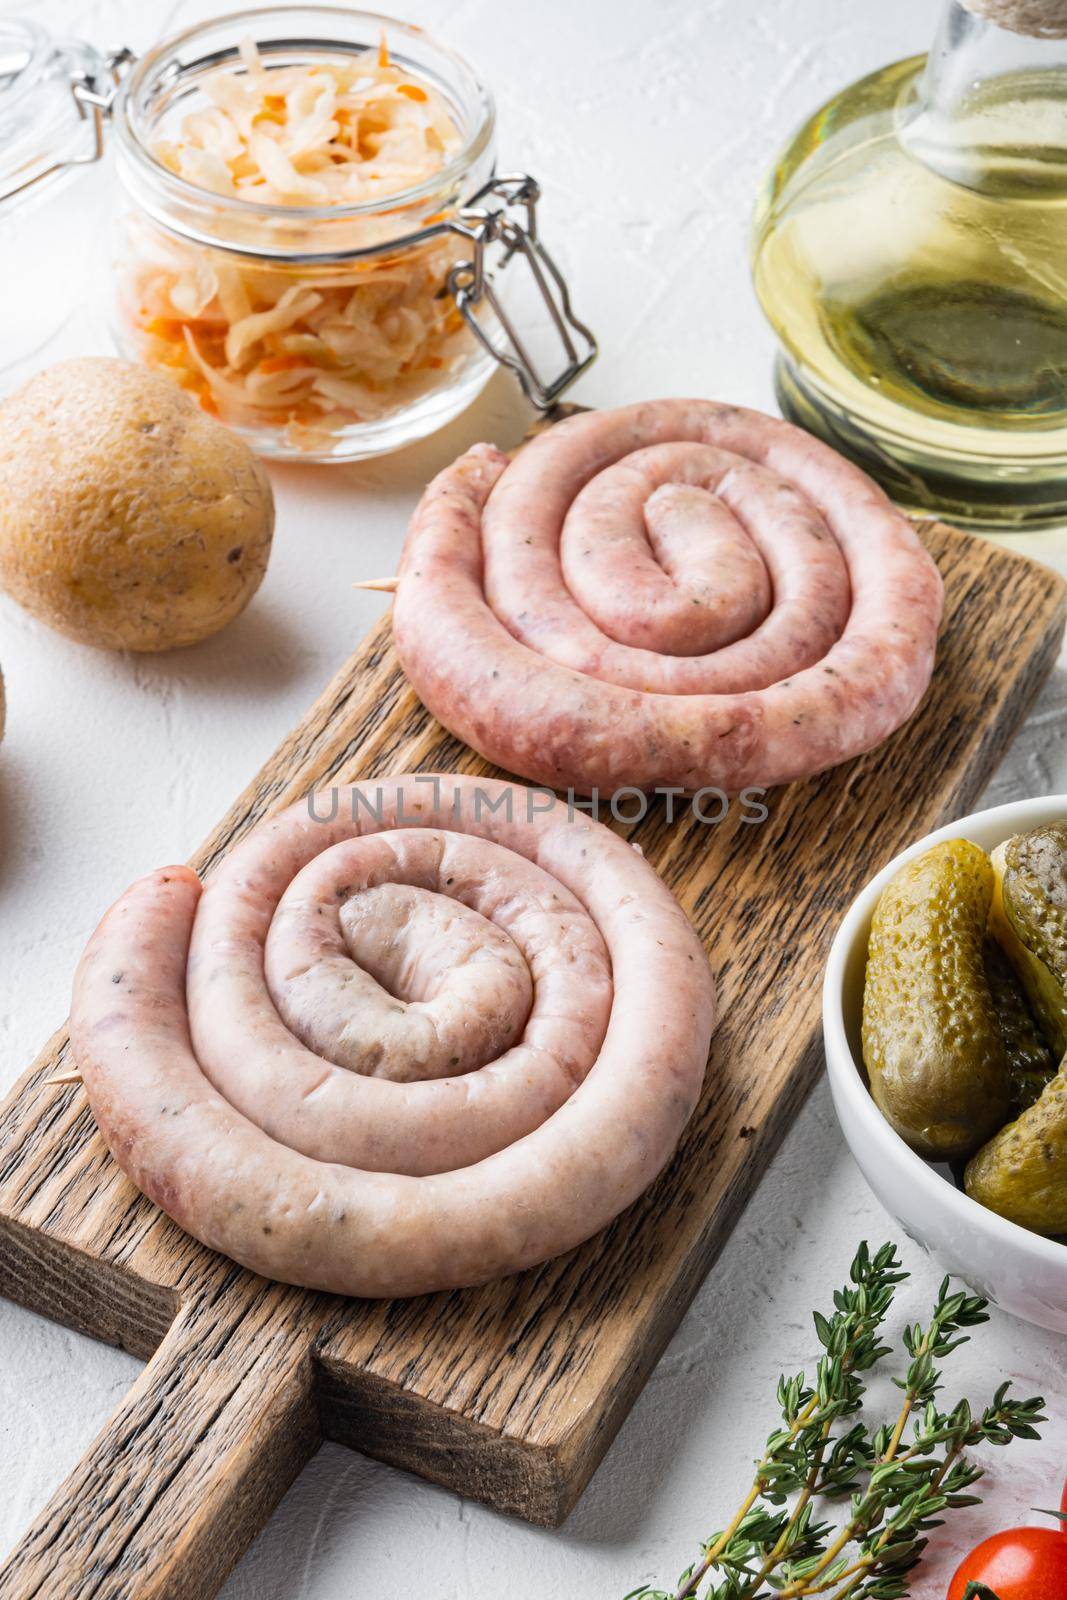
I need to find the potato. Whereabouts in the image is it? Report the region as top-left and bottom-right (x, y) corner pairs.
(0, 358), (274, 651)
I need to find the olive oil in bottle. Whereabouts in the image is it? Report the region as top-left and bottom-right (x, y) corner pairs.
(751, 0), (1067, 529)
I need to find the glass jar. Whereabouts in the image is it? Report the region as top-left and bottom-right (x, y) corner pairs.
(751, 0), (1067, 530)
(5, 6), (595, 462)
(0, 18), (111, 377)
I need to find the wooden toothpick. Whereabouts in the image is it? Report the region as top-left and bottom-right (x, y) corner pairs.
(352, 576), (399, 593)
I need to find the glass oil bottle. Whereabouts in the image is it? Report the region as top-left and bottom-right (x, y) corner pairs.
(752, 0), (1067, 529)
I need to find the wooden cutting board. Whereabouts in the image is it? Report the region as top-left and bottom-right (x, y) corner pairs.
(0, 477), (1063, 1599)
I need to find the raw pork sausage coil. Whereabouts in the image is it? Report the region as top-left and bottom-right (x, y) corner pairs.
(392, 400), (945, 795)
(70, 775), (715, 1298)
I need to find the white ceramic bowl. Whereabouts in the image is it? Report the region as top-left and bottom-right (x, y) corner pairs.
(823, 794), (1067, 1333)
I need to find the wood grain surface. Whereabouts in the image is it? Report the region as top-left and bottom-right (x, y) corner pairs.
(0, 507), (1062, 1600)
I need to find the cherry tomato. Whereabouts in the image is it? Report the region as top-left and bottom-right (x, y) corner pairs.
(1061, 1475), (1067, 1531)
(948, 1527), (1067, 1599)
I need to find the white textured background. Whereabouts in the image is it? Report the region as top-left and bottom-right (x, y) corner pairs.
(2, 1), (1066, 1595)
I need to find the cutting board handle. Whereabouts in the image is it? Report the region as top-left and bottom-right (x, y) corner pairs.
(0, 1279), (326, 1600)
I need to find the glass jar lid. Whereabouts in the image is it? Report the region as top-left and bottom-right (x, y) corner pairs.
(0, 17), (113, 211)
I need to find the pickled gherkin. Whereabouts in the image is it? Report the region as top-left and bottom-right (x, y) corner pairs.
(965, 1067), (1067, 1235)
(982, 937), (1056, 1115)
(967, 819), (1067, 1234)
(989, 823), (1067, 1058)
(862, 840), (1011, 1162)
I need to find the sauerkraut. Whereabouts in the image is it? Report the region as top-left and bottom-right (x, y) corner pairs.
(118, 39), (478, 452)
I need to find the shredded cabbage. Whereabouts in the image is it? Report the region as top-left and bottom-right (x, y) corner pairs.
(119, 39), (476, 451)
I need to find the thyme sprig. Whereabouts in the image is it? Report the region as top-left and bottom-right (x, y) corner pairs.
(629, 1242), (1045, 1600)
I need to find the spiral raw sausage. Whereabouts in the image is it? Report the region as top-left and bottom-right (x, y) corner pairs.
(392, 400), (944, 795)
(70, 775), (715, 1298)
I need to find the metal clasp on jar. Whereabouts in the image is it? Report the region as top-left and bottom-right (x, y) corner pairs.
(448, 175), (597, 409)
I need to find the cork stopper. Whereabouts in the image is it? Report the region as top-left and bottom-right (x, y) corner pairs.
(960, 0), (1067, 35)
